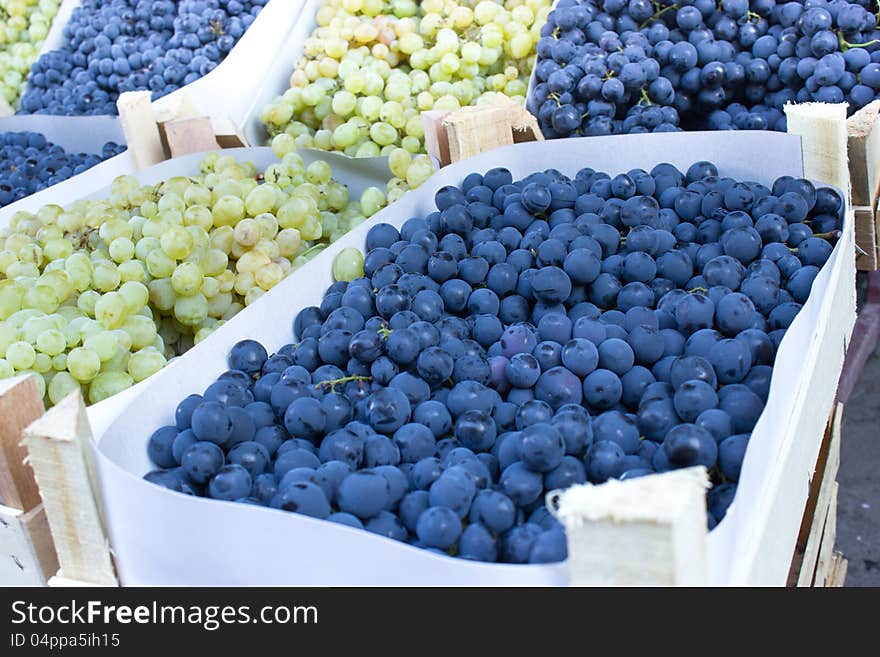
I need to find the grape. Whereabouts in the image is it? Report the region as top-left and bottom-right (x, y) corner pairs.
(530, 0), (880, 140)
(18, 1), (266, 116)
(0, 1), (61, 107)
(142, 159), (839, 559)
(260, 0), (552, 192)
(0, 148), (389, 405)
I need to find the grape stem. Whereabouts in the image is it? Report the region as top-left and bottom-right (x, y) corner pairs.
(812, 230), (842, 241)
(640, 4), (679, 29)
(376, 326), (393, 339)
(838, 31), (880, 51)
(297, 243), (326, 260)
(688, 286), (709, 294)
(314, 375), (371, 392)
(639, 88), (652, 106)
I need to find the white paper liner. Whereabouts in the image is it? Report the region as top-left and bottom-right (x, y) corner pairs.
(84, 131), (851, 586)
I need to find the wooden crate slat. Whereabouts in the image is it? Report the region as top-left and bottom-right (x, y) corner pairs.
(813, 485), (838, 586)
(0, 375), (45, 513)
(847, 99), (880, 209)
(855, 206), (879, 271)
(0, 503), (57, 586)
(117, 90), (166, 170)
(826, 552), (848, 587)
(21, 391), (117, 586)
(789, 404), (842, 586)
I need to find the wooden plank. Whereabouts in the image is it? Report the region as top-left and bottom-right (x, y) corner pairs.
(162, 117), (221, 159)
(826, 552), (848, 587)
(813, 485), (838, 586)
(212, 116), (249, 149)
(854, 206), (878, 270)
(1, 505), (43, 585)
(555, 467), (709, 586)
(116, 91), (165, 171)
(793, 405), (841, 586)
(443, 105), (514, 164)
(786, 406), (835, 585)
(0, 503), (57, 585)
(21, 503), (59, 582)
(847, 99), (880, 209)
(0, 375), (45, 512)
(491, 93), (544, 143)
(21, 390), (117, 586)
(785, 102), (851, 196)
(422, 110), (453, 167)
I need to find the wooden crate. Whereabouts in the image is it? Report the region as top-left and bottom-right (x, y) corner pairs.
(0, 103), (860, 588)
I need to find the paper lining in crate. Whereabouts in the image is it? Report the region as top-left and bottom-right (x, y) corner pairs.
(87, 131), (854, 585)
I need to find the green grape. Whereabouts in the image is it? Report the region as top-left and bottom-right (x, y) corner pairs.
(159, 225), (194, 260)
(332, 247), (365, 282)
(171, 262), (204, 297)
(173, 293), (209, 327)
(32, 353), (51, 374)
(388, 148), (412, 179)
(145, 249), (176, 279)
(245, 185), (276, 216)
(92, 262), (121, 292)
(94, 292), (127, 329)
(5, 340), (35, 370)
(0, 359), (14, 379)
(0, 280), (24, 319)
(128, 347), (166, 383)
(148, 279), (176, 312)
(36, 328), (66, 356)
(254, 263), (284, 291)
(360, 187), (387, 217)
(76, 290), (100, 317)
(88, 372), (134, 404)
(118, 281), (149, 314)
(83, 331), (119, 362)
(48, 371), (79, 405)
(66, 347), (101, 382)
(22, 284), (59, 314)
(0, 322), (16, 356)
(212, 195), (246, 226)
(51, 353), (67, 371)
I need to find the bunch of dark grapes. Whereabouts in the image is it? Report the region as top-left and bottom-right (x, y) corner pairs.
(528, 0), (880, 137)
(0, 131), (125, 207)
(19, 0), (267, 116)
(143, 157), (842, 563)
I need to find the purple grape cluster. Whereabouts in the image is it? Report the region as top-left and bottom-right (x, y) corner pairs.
(0, 131), (125, 207)
(529, 0), (880, 137)
(143, 159), (841, 563)
(19, 0), (267, 115)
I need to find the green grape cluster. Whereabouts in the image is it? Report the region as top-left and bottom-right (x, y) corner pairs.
(0, 144), (386, 406)
(0, 0), (60, 106)
(260, 0), (550, 194)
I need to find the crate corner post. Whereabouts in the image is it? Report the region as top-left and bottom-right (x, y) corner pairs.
(555, 467), (710, 586)
(21, 389), (118, 587)
(0, 375), (58, 586)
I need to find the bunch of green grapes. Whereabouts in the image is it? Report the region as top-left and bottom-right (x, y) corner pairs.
(0, 0), (60, 106)
(260, 0), (551, 191)
(0, 143), (386, 406)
